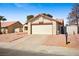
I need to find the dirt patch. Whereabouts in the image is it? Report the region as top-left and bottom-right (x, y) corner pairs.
(43, 34), (79, 49)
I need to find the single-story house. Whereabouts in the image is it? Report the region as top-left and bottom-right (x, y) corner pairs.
(1, 21), (23, 34)
(26, 14), (64, 35)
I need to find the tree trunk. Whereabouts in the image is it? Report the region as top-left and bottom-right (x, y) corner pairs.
(0, 21), (2, 34)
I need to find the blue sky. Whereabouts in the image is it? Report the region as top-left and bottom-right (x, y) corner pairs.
(0, 3), (74, 24)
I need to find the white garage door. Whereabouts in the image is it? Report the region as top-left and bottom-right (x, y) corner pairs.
(32, 25), (53, 34)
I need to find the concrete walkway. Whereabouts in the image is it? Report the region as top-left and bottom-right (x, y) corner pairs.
(0, 35), (79, 56)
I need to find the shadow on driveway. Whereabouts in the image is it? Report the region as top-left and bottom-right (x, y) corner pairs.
(0, 48), (62, 56)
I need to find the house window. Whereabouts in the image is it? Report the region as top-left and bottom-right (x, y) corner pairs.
(24, 26), (28, 30)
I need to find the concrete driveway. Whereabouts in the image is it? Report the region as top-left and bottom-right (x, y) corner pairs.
(0, 34), (79, 56)
(0, 35), (48, 56)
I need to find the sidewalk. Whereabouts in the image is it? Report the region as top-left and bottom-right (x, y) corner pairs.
(0, 45), (79, 56)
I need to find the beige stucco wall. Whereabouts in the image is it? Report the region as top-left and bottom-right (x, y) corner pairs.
(23, 25), (28, 32)
(56, 23), (62, 34)
(32, 17), (52, 24)
(52, 21), (57, 35)
(28, 22), (32, 35)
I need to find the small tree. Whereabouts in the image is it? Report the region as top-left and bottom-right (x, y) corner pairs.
(67, 3), (79, 33)
(0, 16), (7, 34)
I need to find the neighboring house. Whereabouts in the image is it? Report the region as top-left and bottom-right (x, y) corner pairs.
(1, 21), (23, 34)
(66, 21), (79, 35)
(66, 25), (78, 35)
(26, 14), (64, 35)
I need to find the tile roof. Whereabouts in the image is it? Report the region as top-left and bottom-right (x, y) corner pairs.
(28, 14), (64, 24)
(1, 21), (17, 27)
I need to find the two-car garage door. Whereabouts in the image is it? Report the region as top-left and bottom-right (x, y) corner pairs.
(32, 25), (53, 34)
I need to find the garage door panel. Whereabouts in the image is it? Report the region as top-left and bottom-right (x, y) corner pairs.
(32, 25), (52, 34)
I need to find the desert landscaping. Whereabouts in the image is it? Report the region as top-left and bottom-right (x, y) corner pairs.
(0, 33), (79, 56)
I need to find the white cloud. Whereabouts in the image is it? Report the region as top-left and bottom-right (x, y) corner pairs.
(14, 3), (23, 8)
